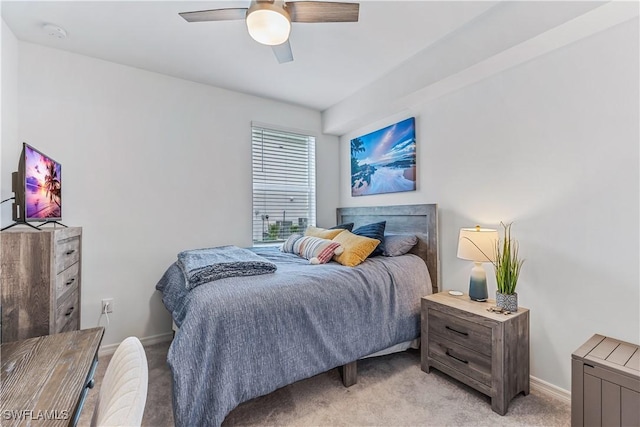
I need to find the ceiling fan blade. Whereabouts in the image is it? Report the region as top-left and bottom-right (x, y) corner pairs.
(179, 8), (248, 23)
(272, 40), (294, 64)
(285, 1), (359, 23)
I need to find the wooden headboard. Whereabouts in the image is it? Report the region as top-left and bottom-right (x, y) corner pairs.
(336, 204), (440, 294)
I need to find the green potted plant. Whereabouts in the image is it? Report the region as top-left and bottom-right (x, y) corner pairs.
(494, 222), (525, 312)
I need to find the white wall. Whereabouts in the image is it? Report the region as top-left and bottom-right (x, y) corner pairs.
(1, 19), (19, 224)
(336, 19), (639, 392)
(1, 41), (339, 346)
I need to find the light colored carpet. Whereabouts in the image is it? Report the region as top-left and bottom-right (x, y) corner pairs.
(79, 341), (570, 426)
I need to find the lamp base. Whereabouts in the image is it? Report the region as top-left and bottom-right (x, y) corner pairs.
(469, 262), (488, 302)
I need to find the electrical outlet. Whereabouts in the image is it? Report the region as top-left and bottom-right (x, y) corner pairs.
(101, 298), (114, 314)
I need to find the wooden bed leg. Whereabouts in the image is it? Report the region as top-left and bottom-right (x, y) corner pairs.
(339, 361), (357, 387)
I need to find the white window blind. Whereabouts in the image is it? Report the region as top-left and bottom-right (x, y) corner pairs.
(252, 125), (316, 244)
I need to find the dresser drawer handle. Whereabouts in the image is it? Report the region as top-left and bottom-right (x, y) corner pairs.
(65, 306), (75, 316)
(65, 278), (76, 286)
(445, 326), (468, 336)
(445, 350), (469, 364)
(65, 249), (76, 256)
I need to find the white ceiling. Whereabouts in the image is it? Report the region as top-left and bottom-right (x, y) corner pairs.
(1, 1), (498, 111)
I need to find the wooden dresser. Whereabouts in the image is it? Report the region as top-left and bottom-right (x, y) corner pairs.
(1, 227), (82, 342)
(421, 292), (530, 415)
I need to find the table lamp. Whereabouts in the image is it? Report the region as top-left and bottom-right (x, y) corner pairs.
(457, 225), (498, 301)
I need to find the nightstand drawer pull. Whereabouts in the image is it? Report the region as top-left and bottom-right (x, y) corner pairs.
(445, 349), (469, 364)
(65, 278), (76, 286)
(65, 306), (75, 316)
(66, 249), (76, 255)
(445, 325), (468, 336)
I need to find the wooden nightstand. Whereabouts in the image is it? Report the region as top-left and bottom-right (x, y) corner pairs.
(421, 292), (530, 415)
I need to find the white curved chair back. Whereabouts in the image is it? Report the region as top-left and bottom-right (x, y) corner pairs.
(91, 337), (148, 427)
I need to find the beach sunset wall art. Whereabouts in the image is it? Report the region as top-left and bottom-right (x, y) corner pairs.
(24, 144), (62, 219)
(350, 117), (416, 196)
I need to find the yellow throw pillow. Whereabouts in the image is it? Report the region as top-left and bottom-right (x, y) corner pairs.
(305, 226), (344, 240)
(332, 230), (380, 267)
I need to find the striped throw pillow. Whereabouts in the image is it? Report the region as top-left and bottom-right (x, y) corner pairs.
(281, 233), (303, 253)
(294, 236), (344, 264)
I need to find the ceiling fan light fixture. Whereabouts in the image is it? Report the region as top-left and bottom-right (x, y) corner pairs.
(246, 3), (291, 46)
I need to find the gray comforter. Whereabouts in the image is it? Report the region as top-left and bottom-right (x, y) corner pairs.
(156, 247), (430, 427)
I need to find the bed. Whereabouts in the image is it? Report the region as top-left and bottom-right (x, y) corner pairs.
(156, 204), (440, 427)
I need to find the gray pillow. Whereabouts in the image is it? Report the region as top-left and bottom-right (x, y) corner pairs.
(383, 234), (418, 257)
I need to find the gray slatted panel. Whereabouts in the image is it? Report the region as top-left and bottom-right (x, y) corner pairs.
(572, 358), (585, 427)
(621, 387), (640, 427)
(626, 349), (640, 370)
(591, 338), (620, 360)
(585, 364), (640, 393)
(608, 343), (638, 366)
(584, 373), (602, 427)
(602, 380), (621, 427)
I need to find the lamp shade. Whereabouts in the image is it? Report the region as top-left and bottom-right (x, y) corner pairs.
(457, 226), (498, 263)
(246, 3), (291, 46)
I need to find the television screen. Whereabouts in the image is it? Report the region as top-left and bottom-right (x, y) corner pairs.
(24, 144), (62, 220)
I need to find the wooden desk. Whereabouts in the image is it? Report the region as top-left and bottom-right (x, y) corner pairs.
(1, 327), (104, 426)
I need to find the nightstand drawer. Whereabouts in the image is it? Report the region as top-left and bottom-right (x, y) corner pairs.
(429, 308), (492, 356)
(429, 333), (492, 387)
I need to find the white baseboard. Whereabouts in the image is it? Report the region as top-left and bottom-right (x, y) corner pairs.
(530, 375), (571, 404)
(98, 331), (173, 357)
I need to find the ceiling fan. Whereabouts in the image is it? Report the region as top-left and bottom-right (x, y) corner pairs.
(179, 0), (359, 64)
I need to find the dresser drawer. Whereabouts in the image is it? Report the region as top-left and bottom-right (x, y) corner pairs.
(58, 312), (79, 333)
(429, 333), (492, 387)
(55, 290), (79, 333)
(55, 236), (80, 274)
(55, 262), (80, 300)
(429, 308), (492, 356)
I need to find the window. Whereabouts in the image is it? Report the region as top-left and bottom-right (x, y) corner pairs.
(252, 124), (316, 244)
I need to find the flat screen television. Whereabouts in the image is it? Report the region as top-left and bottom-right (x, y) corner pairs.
(12, 143), (62, 223)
